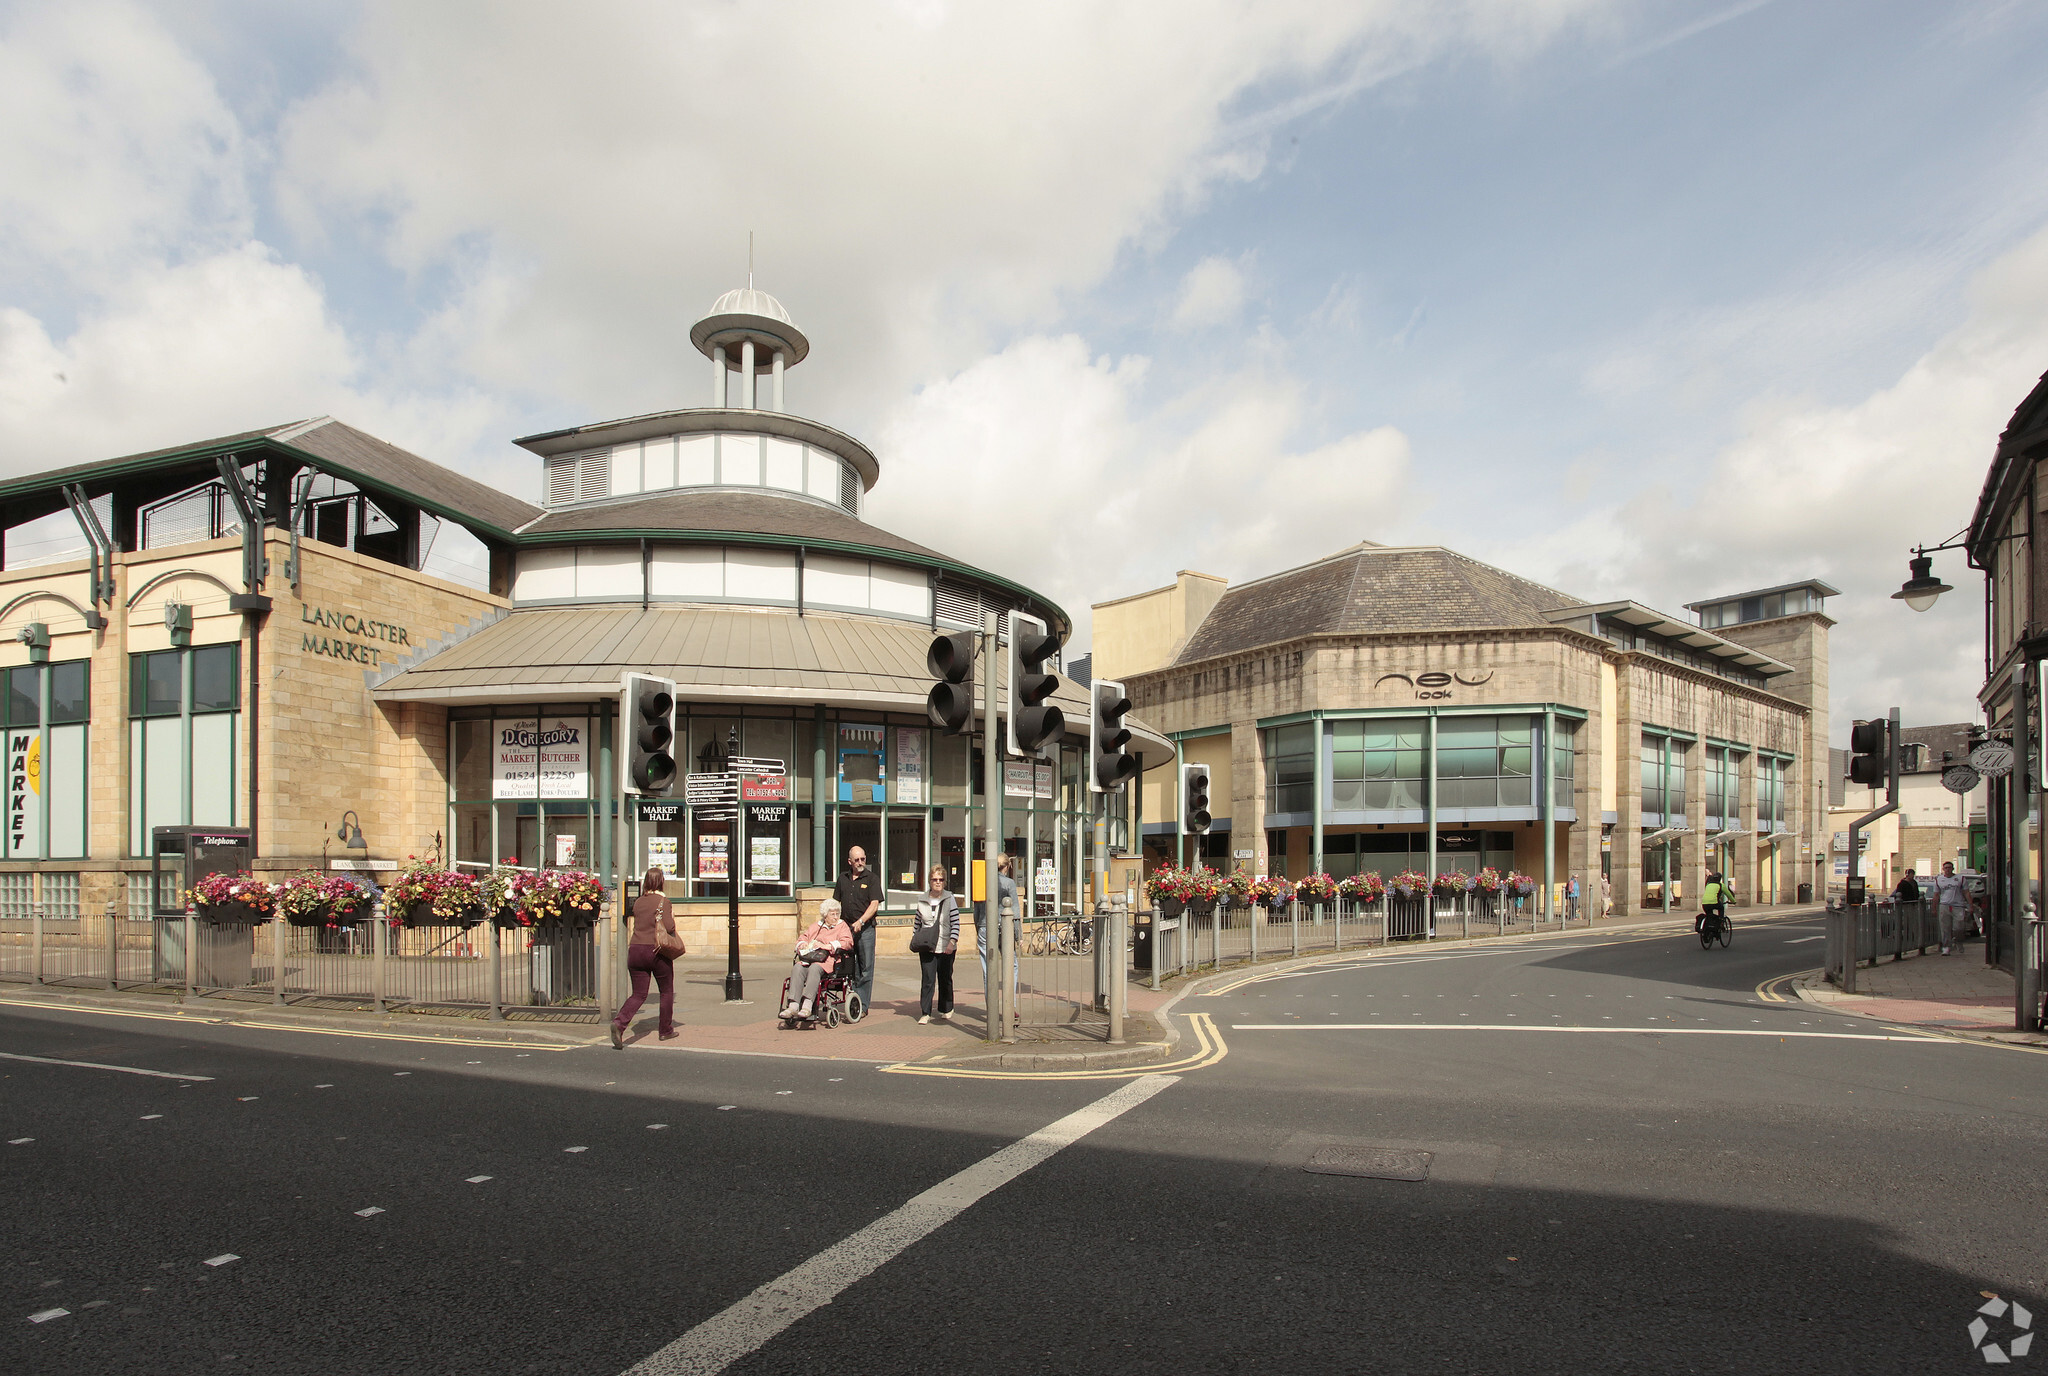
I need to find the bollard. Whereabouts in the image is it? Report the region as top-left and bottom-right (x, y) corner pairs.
(372, 901), (386, 1013)
(31, 902), (44, 985)
(488, 921), (504, 1020)
(1107, 909), (1125, 1045)
(184, 907), (196, 998)
(273, 915), (286, 1006)
(105, 899), (118, 991)
(1291, 900), (1299, 956)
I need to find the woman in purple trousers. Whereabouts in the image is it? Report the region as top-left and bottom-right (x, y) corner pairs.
(613, 867), (682, 1048)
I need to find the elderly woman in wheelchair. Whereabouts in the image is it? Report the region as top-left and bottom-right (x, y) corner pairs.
(780, 897), (855, 1025)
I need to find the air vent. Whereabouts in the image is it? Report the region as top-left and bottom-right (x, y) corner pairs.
(839, 463), (860, 514)
(546, 451), (610, 507)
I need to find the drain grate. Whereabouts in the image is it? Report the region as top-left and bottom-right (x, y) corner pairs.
(1304, 1146), (1434, 1181)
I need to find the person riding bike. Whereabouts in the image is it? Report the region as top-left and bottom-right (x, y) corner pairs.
(1697, 872), (1729, 937)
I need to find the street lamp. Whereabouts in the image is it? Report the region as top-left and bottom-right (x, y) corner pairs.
(1891, 552), (1954, 613)
(336, 811), (367, 853)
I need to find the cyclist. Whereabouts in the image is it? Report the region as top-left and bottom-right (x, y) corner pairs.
(1697, 871), (1729, 938)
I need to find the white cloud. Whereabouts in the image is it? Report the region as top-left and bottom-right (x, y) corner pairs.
(1172, 255), (1251, 330)
(872, 331), (1411, 646)
(1492, 222), (2048, 739)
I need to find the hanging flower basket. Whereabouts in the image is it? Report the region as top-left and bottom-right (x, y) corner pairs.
(1248, 875), (1292, 908)
(1294, 872), (1338, 907)
(512, 869), (608, 927)
(1157, 896), (1187, 919)
(188, 872), (274, 925)
(490, 905), (529, 930)
(1391, 870), (1430, 900)
(401, 899), (483, 929)
(198, 900), (271, 926)
(1431, 871), (1468, 898)
(1507, 871), (1537, 899)
(1338, 872), (1386, 904)
(385, 861), (484, 928)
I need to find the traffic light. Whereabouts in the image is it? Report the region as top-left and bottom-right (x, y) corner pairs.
(1183, 763), (1211, 834)
(1090, 678), (1135, 792)
(1005, 611), (1064, 758)
(624, 672), (677, 794)
(1848, 718), (1888, 790)
(925, 630), (976, 735)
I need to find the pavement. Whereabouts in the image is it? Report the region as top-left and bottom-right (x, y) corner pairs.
(8, 902), (2046, 1375)
(1792, 935), (2048, 1048)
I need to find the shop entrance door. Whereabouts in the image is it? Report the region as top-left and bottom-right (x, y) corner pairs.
(834, 812), (881, 889)
(885, 813), (926, 900)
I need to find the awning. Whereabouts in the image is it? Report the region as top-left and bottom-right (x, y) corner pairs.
(370, 604), (1172, 759)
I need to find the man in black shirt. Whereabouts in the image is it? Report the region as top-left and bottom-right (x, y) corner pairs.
(833, 845), (883, 1012)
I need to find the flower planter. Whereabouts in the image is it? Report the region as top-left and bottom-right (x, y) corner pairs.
(283, 903), (332, 928)
(1156, 897), (1186, 919)
(199, 900), (270, 926)
(1187, 899), (1218, 919)
(326, 904), (371, 928)
(490, 905), (529, 930)
(527, 903), (600, 930)
(402, 900), (483, 929)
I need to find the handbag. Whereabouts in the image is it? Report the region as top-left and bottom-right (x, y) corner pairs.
(909, 898), (940, 953)
(798, 942), (830, 964)
(655, 907), (686, 958)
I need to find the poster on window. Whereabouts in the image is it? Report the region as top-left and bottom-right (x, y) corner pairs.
(646, 834), (679, 878)
(895, 730), (923, 804)
(492, 718), (587, 799)
(750, 835), (782, 882)
(6, 730), (38, 858)
(492, 718), (537, 799)
(696, 832), (729, 879)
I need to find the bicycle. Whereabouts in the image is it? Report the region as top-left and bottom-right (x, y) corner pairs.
(1697, 908), (1732, 950)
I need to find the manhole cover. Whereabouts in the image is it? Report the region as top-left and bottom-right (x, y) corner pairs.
(1304, 1146), (1433, 1181)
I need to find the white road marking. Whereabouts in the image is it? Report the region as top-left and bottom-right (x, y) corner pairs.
(28, 1307), (68, 1323)
(237, 1096), (259, 1102)
(0, 1051), (213, 1081)
(621, 1074), (1180, 1376)
(9, 1137), (33, 1144)
(203, 1255), (238, 1267)
(354, 1207), (385, 1217)
(1785, 936), (1825, 944)
(140, 1114), (163, 1120)
(466, 1175), (493, 1184)
(1229, 1024), (1960, 1042)
(564, 1146), (588, 1153)
(648, 1124), (669, 1131)
(315, 1084), (333, 1089)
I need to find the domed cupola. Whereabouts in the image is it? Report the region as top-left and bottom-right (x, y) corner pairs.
(690, 288), (810, 411)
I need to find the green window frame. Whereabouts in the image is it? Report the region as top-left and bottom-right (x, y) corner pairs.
(128, 644), (240, 856)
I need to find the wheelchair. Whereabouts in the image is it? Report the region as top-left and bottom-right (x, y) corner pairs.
(777, 947), (868, 1029)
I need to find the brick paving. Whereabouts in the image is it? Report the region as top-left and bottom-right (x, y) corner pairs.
(1797, 938), (2045, 1044)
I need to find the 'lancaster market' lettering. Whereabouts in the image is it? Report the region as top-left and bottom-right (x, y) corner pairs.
(302, 634), (382, 666)
(300, 604), (411, 645)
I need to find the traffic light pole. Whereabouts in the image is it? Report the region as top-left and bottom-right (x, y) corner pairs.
(1843, 706), (1900, 995)
(726, 729), (745, 1001)
(982, 610), (1006, 1042)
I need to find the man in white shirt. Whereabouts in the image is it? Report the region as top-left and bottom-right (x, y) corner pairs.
(1929, 861), (1968, 955)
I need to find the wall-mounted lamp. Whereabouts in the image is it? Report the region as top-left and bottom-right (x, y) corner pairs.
(337, 810), (367, 853)
(164, 602), (192, 648)
(1891, 553), (1955, 614)
(15, 623), (48, 665)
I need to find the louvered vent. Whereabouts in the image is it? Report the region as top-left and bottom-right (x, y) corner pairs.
(934, 583), (979, 629)
(839, 463), (859, 514)
(546, 451), (610, 507)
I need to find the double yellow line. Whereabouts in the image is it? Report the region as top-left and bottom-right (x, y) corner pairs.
(882, 1013), (1228, 1081)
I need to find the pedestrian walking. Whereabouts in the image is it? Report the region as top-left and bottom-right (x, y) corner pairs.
(1600, 873), (1612, 917)
(1565, 875), (1580, 922)
(612, 867), (683, 1048)
(976, 854), (1020, 981)
(834, 844), (883, 1013)
(1930, 861), (1968, 955)
(910, 864), (960, 1024)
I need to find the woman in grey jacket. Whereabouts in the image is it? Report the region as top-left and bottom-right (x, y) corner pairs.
(913, 863), (960, 1024)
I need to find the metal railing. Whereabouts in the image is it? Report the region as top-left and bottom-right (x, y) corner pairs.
(1823, 897), (1939, 991)
(2, 902), (600, 1022)
(1143, 891), (1597, 987)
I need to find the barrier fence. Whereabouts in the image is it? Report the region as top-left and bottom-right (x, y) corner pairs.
(1823, 897), (1943, 991)
(0, 904), (600, 1022)
(1144, 891), (1595, 988)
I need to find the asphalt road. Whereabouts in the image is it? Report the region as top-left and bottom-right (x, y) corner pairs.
(5, 912), (2046, 1375)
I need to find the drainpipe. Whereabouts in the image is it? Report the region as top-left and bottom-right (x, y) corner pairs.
(215, 457), (271, 857)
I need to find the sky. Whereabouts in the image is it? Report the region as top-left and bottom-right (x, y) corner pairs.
(2, 0), (2045, 741)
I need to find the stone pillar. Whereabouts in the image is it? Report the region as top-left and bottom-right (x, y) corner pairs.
(1680, 737), (1706, 911)
(1732, 752), (1759, 906)
(712, 345), (728, 406)
(1233, 720), (1267, 874)
(1612, 675), (1640, 917)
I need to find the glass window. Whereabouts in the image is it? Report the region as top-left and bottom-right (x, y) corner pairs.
(1667, 748), (1687, 820)
(48, 662), (87, 724)
(145, 651), (181, 716)
(1641, 736), (1665, 816)
(7, 666), (36, 725)
(1552, 719), (1578, 799)
(1263, 724), (1313, 813)
(192, 645), (239, 711)
(452, 719), (492, 800)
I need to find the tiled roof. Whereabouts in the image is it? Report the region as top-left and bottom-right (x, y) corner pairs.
(281, 419), (541, 536)
(1174, 545), (1584, 665)
(520, 489), (948, 561)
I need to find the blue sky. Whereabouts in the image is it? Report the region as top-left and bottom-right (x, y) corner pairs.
(2, 0), (2044, 735)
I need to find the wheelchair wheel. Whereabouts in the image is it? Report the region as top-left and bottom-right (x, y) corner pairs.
(844, 991), (865, 1023)
(823, 1002), (839, 1028)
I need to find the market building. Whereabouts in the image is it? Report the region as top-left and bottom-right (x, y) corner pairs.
(1092, 549), (1833, 915)
(0, 287), (1160, 952)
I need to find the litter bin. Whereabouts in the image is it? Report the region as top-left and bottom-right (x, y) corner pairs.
(1132, 913), (1153, 972)
(1797, 883), (1813, 904)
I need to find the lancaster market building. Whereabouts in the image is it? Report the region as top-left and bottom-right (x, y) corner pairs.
(0, 288), (1163, 951)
